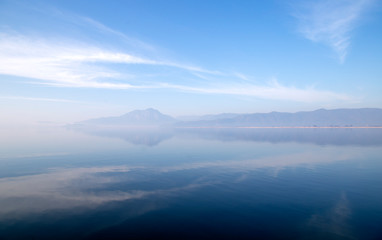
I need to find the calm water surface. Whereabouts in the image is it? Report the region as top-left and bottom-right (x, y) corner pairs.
(0, 127), (381, 239)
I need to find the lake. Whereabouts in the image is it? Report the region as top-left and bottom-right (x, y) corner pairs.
(0, 126), (382, 239)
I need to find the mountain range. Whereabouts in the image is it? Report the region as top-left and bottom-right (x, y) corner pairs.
(74, 108), (382, 127)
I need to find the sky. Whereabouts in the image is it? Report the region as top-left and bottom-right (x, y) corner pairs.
(0, 0), (382, 125)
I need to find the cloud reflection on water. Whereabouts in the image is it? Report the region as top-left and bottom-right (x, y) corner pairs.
(308, 192), (353, 238)
(160, 150), (359, 173)
(0, 165), (212, 220)
(0, 146), (364, 220)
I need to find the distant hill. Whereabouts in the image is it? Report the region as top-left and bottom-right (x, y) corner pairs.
(176, 108), (382, 127)
(77, 108), (176, 127)
(175, 128), (382, 146)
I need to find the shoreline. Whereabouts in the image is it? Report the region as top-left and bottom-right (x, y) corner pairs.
(175, 126), (382, 129)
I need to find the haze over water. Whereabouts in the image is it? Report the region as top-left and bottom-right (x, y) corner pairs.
(0, 126), (381, 239)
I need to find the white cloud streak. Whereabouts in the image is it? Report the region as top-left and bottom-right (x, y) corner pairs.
(293, 0), (373, 63)
(0, 33), (217, 88)
(80, 16), (156, 52)
(161, 80), (351, 102)
(0, 95), (85, 103)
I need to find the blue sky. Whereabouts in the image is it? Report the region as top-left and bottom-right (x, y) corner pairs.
(0, 0), (381, 124)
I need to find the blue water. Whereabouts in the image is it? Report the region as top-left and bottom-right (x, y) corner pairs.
(0, 127), (381, 239)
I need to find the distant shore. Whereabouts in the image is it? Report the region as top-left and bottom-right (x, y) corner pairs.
(176, 126), (382, 129)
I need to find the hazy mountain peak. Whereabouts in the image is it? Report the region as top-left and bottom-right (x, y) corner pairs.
(79, 108), (175, 126)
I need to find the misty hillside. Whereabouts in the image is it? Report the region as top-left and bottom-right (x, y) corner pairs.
(176, 108), (382, 127)
(177, 113), (241, 121)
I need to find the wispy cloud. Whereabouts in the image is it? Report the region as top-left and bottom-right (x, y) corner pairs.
(0, 33), (217, 88)
(292, 0), (373, 63)
(162, 79), (351, 102)
(0, 95), (85, 103)
(80, 16), (156, 52)
(233, 72), (251, 81)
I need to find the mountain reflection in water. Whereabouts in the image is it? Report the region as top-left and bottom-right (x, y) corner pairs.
(72, 126), (382, 147)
